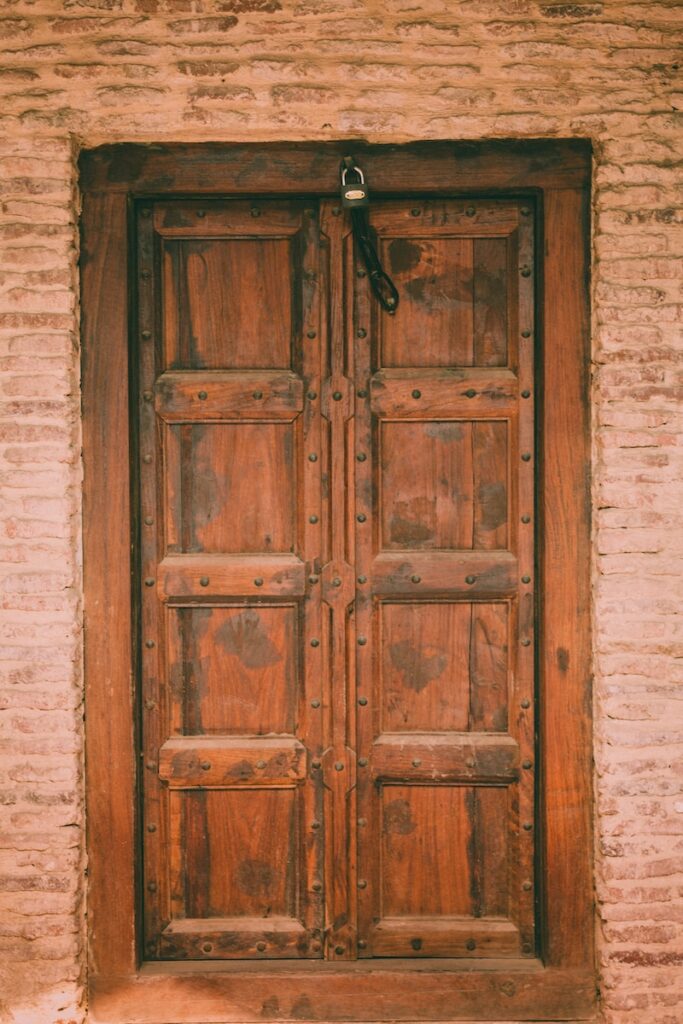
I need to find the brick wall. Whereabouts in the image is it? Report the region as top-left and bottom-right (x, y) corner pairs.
(0, 2), (681, 1022)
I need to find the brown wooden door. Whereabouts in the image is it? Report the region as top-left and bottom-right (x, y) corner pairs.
(136, 194), (535, 963)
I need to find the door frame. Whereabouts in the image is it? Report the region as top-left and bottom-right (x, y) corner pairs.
(80, 140), (595, 1022)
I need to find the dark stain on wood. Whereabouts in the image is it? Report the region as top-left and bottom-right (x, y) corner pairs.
(228, 759), (256, 781)
(424, 422), (464, 442)
(557, 646), (570, 672)
(477, 481), (507, 531)
(388, 639), (447, 693)
(383, 798), (417, 836)
(387, 238), (422, 274)
(236, 858), (274, 897)
(290, 995), (314, 1020)
(216, 609), (282, 668)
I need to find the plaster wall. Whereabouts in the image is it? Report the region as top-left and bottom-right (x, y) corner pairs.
(0, 2), (681, 1022)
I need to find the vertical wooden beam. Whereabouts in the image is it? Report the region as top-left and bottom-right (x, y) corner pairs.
(540, 186), (593, 968)
(82, 191), (137, 976)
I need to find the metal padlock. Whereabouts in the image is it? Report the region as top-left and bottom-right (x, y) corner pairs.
(341, 166), (369, 208)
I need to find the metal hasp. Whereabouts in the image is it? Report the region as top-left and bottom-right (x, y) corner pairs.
(340, 156), (399, 313)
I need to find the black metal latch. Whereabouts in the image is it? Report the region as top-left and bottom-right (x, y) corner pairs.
(340, 157), (399, 314)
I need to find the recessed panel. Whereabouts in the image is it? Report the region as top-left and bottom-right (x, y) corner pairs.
(380, 785), (509, 918)
(170, 605), (299, 735)
(379, 602), (508, 732)
(178, 789), (298, 918)
(380, 237), (508, 368)
(167, 422), (296, 553)
(163, 237), (295, 370)
(380, 421), (508, 550)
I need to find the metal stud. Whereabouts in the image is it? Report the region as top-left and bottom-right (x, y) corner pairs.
(357, 270), (366, 278)
(312, 881), (322, 891)
(311, 699), (321, 709)
(522, 880), (533, 891)
(357, 329), (367, 339)
(465, 575), (476, 585)
(335, 946), (345, 955)
(521, 389), (531, 398)
(523, 822), (533, 831)
(196, 210), (205, 218)
(521, 453), (531, 462)
(143, 454), (152, 464)
(521, 266), (532, 277)
(256, 941), (267, 952)
(311, 820), (320, 830)
(357, 575), (367, 584)
(310, 638), (320, 647)
(358, 697), (368, 706)
(465, 388), (477, 398)
(358, 879), (367, 889)
(465, 206), (476, 217)
(308, 453), (318, 462)
(358, 939), (367, 949)
(256, 760), (266, 769)
(253, 390), (263, 399)
(144, 699), (156, 711)
(521, 699), (531, 709)
(198, 390), (207, 400)
(143, 390), (153, 402)
(521, 515), (531, 524)
(201, 761), (211, 771)
(144, 577), (154, 587)
(332, 577), (342, 587)
(335, 762), (344, 771)
(357, 389), (368, 398)
(523, 760), (533, 770)
(312, 760), (321, 769)
(254, 578), (264, 587)
(307, 330), (317, 339)
(357, 513), (367, 523)
(521, 638), (531, 646)
(358, 636), (367, 646)
(307, 390), (317, 400)
(522, 575), (531, 584)
(411, 574), (421, 584)
(203, 943), (213, 953)
(332, 391), (342, 401)
(411, 208), (421, 217)
(358, 817), (367, 826)
(411, 389), (421, 399)
(250, 208), (260, 218)
(144, 515), (154, 525)
(412, 758), (421, 768)
(147, 881), (157, 892)
(309, 575), (318, 585)
(145, 639), (155, 648)
(147, 823), (157, 833)
(466, 939), (476, 950)
(521, 329), (531, 338)
(141, 330), (151, 340)
(200, 577), (209, 587)
(522, 942), (533, 954)
(357, 452), (367, 462)
(309, 515), (318, 524)
(358, 757), (368, 767)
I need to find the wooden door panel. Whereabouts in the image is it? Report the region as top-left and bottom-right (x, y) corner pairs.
(380, 420), (508, 550)
(166, 605), (300, 735)
(355, 198), (535, 960)
(163, 421), (297, 554)
(138, 199), (323, 960)
(379, 601), (509, 733)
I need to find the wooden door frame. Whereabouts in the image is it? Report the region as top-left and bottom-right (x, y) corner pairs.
(80, 140), (595, 1023)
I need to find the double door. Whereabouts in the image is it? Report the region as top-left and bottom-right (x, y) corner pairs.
(136, 195), (536, 962)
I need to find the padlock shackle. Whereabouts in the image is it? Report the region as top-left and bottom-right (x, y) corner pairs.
(341, 165), (364, 187)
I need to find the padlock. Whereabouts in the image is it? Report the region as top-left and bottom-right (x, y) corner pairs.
(341, 166), (369, 208)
